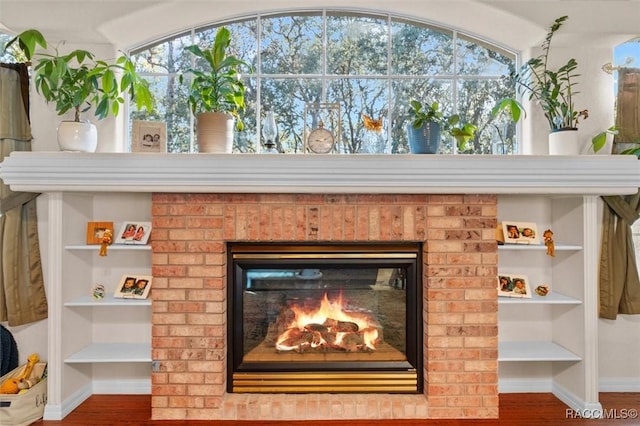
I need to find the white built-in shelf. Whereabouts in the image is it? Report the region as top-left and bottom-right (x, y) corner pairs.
(65, 244), (151, 251)
(64, 342), (151, 363)
(498, 243), (582, 251)
(498, 341), (581, 362)
(498, 291), (582, 305)
(64, 294), (152, 307)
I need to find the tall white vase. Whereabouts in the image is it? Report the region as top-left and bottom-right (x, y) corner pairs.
(196, 111), (235, 153)
(548, 128), (580, 155)
(57, 121), (98, 152)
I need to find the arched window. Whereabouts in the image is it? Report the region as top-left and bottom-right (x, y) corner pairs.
(135, 11), (517, 154)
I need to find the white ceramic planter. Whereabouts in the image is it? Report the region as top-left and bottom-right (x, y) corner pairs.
(57, 121), (98, 152)
(196, 112), (235, 153)
(548, 128), (580, 155)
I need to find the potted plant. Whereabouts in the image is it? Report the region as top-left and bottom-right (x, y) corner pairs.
(407, 99), (477, 154)
(510, 15), (589, 154)
(5, 29), (154, 152)
(490, 98), (527, 154)
(181, 27), (251, 153)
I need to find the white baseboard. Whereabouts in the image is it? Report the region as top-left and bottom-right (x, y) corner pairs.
(552, 382), (602, 413)
(599, 377), (640, 392)
(93, 378), (151, 394)
(43, 382), (91, 421)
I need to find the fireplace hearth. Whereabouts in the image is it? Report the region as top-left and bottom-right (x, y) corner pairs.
(228, 243), (422, 393)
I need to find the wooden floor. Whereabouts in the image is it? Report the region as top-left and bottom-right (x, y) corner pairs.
(33, 393), (639, 425)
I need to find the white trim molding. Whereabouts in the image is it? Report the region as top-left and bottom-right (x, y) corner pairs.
(1, 152), (639, 195)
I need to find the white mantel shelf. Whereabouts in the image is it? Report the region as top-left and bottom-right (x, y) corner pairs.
(1, 152), (638, 195)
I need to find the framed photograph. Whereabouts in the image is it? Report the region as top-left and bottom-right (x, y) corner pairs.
(114, 274), (153, 299)
(86, 221), (114, 245)
(501, 221), (540, 244)
(115, 221), (152, 245)
(497, 274), (532, 298)
(131, 120), (167, 153)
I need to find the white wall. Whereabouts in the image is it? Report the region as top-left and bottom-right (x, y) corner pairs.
(2, 0), (639, 389)
(599, 315), (640, 391)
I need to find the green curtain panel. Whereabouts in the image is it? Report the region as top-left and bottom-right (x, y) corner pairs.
(599, 189), (640, 319)
(0, 64), (47, 326)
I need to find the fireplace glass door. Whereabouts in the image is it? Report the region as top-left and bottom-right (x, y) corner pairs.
(228, 243), (422, 393)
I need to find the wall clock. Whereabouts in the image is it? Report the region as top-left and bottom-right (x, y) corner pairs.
(304, 102), (340, 154)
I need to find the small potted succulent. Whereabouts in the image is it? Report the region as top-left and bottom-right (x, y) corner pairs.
(407, 99), (477, 154)
(181, 27), (251, 153)
(5, 29), (153, 152)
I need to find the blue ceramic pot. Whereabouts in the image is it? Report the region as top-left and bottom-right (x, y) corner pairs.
(407, 121), (441, 154)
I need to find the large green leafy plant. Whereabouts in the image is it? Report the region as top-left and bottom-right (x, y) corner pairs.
(4, 29), (153, 122)
(181, 27), (252, 130)
(408, 99), (477, 151)
(513, 16), (588, 131)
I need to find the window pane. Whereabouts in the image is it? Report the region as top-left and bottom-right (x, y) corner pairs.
(0, 33), (21, 62)
(131, 33), (193, 73)
(327, 12), (388, 76)
(233, 77), (257, 153)
(194, 20), (257, 71)
(391, 19), (454, 75)
(457, 78), (517, 155)
(261, 13), (323, 75)
(327, 78), (388, 153)
(261, 78), (322, 153)
(457, 34), (515, 76)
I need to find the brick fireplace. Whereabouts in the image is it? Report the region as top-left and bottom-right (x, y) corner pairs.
(150, 193), (498, 420)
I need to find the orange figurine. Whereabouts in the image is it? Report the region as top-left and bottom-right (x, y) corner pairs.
(0, 353), (39, 394)
(99, 229), (113, 256)
(543, 229), (555, 257)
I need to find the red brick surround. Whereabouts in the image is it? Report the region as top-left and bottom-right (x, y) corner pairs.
(150, 193), (498, 420)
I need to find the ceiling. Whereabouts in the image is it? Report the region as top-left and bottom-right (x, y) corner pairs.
(1, 0), (638, 46)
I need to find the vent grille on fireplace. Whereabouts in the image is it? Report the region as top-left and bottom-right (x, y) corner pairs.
(228, 243), (423, 394)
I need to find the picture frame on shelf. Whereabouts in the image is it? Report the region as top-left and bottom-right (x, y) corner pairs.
(501, 221), (540, 244)
(114, 274), (153, 299)
(131, 120), (167, 153)
(497, 274), (532, 298)
(86, 221), (114, 245)
(115, 221), (152, 245)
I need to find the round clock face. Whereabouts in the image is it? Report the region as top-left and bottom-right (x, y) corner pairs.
(307, 127), (334, 154)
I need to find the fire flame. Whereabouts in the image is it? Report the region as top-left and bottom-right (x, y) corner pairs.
(275, 293), (380, 352)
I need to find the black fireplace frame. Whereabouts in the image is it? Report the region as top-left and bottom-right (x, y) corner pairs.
(227, 242), (423, 393)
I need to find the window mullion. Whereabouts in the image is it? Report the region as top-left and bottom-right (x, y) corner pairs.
(322, 9), (327, 101)
(256, 14), (263, 153)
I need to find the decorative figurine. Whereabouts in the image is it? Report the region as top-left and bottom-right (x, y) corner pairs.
(92, 284), (106, 300)
(543, 229), (555, 257)
(99, 228), (113, 256)
(535, 284), (551, 297)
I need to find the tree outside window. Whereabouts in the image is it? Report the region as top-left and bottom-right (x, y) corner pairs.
(128, 11), (517, 154)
